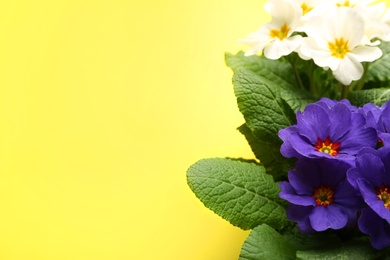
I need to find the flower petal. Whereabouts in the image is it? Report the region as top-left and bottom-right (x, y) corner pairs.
(349, 45), (383, 62)
(358, 208), (390, 250)
(297, 104), (330, 141)
(332, 55), (363, 85)
(356, 179), (390, 219)
(286, 204), (316, 233)
(309, 205), (348, 231)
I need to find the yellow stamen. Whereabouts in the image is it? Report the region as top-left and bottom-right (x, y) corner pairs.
(328, 37), (350, 59)
(376, 185), (390, 210)
(313, 185), (334, 207)
(301, 3), (313, 15)
(337, 1), (352, 7)
(269, 23), (290, 40)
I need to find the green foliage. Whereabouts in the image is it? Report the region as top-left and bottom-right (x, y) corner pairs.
(296, 239), (383, 260)
(188, 39), (390, 259)
(225, 51), (297, 89)
(186, 158), (289, 230)
(365, 42), (390, 86)
(233, 68), (296, 142)
(237, 123), (294, 181)
(349, 88), (390, 107)
(239, 224), (299, 260)
(240, 224), (389, 260)
(232, 67), (315, 180)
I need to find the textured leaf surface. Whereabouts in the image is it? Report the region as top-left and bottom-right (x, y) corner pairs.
(225, 51), (297, 88)
(281, 88), (316, 112)
(238, 124), (294, 181)
(186, 158), (289, 230)
(296, 239), (382, 260)
(366, 42), (390, 83)
(233, 68), (296, 143)
(348, 88), (390, 107)
(239, 224), (298, 260)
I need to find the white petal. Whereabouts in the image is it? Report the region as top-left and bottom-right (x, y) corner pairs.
(300, 37), (340, 70)
(265, 0), (302, 27)
(349, 45), (383, 62)
(264, 35), (302, 59)
(332, 55), (363, 85)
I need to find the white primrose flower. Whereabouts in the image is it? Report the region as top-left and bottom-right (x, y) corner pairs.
(350, 1), (390, 44)
(240, 0), (302, 60)
(364, 2), (390, 42)
(292, 0), (320, 31)
(298, 7), (383, 85)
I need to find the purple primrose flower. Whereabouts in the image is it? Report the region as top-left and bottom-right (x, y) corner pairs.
(347, 149), (390, 249)
(279, 98), (377, 163)
(360, 100), (390, 149)
(279, 158), (362, 233)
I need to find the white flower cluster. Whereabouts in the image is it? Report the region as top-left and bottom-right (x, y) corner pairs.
(240, 0), (390, 85)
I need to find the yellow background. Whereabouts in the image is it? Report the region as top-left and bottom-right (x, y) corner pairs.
(0, 0), (269, 259)
(2, 0), (390, 259)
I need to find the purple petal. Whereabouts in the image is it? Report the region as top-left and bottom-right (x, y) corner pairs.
(288, 132), (319, 158)
(346, 167), (361, 191)
(380, 149), (390, 186)
(309, 205), (348, 231)
(289, 159), (321, 193)
(379, 104), (390, 133)
(317, 159), (350, 187)
(279, 127), (302, 158)
(358, 208), (390, 250)
(279, 181), (316, 206)
(355, 153), (385, 187)
(333, 179), (363, 209)
(328, 103), (351, 141)
(297, 104), (330, 142)
(339, 113), (378, 154)
(286, 204), (315, 233)
(356, 179), (390, 219)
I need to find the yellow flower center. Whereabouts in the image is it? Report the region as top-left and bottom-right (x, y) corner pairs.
(337, 1), (352, 7)
(269, 23), (290, 40)
(376, 185), (390, 210)
(313, 185), (335, 207)
(300, 3), (313, 15)
(314, 136), (340, 156)
(328, 37), (350, 59)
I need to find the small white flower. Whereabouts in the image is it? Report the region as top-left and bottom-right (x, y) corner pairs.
(298, 7), (382, 85)
(240, 0), (302, 60)
(350, 2), (390, 44)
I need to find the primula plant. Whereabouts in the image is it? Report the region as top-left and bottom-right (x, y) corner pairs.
(187, 0), (390, 259)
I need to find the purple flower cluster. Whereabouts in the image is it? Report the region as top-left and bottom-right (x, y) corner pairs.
(278, 98), (390, 249)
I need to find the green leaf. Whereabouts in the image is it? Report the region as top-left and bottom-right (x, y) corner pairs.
(233, 68), (296, 143)
(225, 51), (297, 88)
(186, 158), (289, 230)
(366, 41), (390, 83)
(238, 123), (294, 181)
(280, 88), (316, 112)
(239, 224), (299, 260)
(348, 88), (390, 107)
(296, 239), (383, 260)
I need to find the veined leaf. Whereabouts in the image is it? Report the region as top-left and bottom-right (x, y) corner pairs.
(186, 158), (289, 230)
(296, 239), (382, 260)
(225, 51), (297, 89)
(238, 123), (294, 181)
(348, 88), (390, 107)
(239, 224), (298, 260)
(233, 68), (296, 144)
(366, 41), (390, 83)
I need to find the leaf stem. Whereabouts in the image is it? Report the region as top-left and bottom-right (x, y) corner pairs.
(285, 55), (304, 89)
(340, 84), (350, 99)
(356, 63), (369, 91)
(307, 60), (316, 95)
